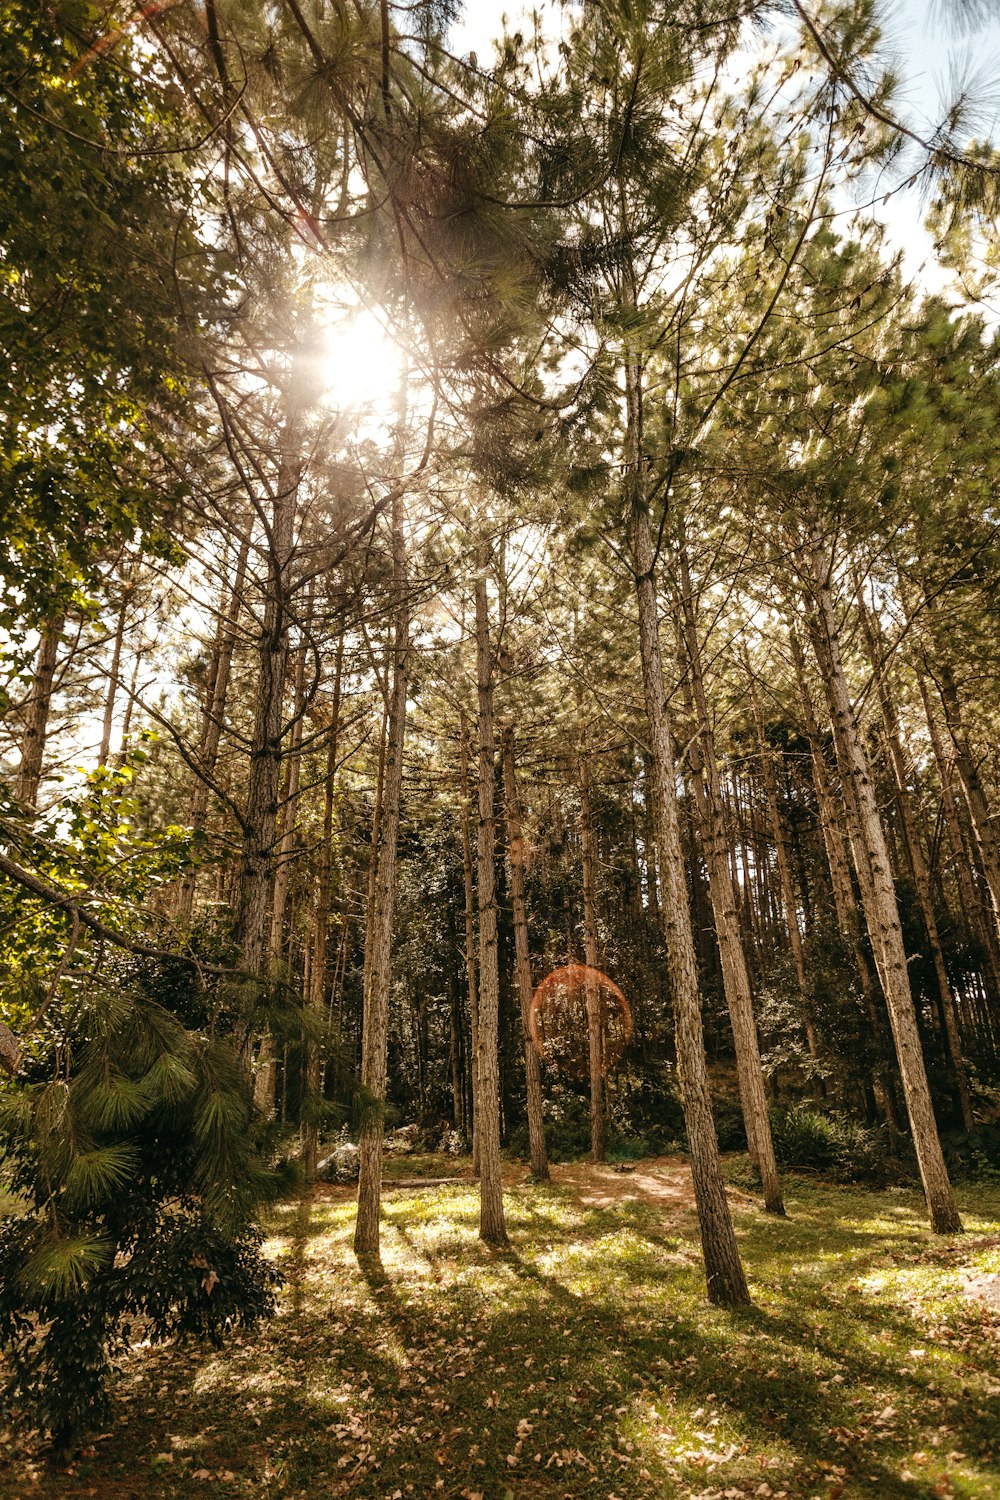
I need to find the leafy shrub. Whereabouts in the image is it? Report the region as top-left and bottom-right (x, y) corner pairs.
(0, 1206), (278, 1450)
(606, 1132), (649, 1161)
(608, 1070), (686, 1156)
(506, 1085), (591, 1162)
(0, 978), (281, 1450)
(508, 1072), (689, 1163)
(942, 1124), (1000, 1181)
(769, 1102), (889, 1183)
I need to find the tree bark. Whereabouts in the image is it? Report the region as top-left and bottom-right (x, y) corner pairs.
(502, 728), (549, 1180)
(630, 482), (750, 1306)
(459, 710), (481, 1170)
(746, 668), (820, 1068)
(676, 548), (784, 1216)
(16, 613), (66, 809)
(354, 494), (409, 1256)
(235, 434), (300, 1008)
(176, 528), (251, 923)
(856, 597), (974, 1131)
(789, 628), (902, 1138)
(919, 671), (1000, 1006)
(255, 631), (307, 1117)
(302, 631), (345, 1180)
(99, 584), (130, 767)
(935, 661), (1000, 949)
(803, 541), (961, 1234)
(577, 729), (606, 1163)
(475, 555), (508, 1247)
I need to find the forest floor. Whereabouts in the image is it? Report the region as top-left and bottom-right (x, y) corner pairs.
(3, 1156), (1000, 1500)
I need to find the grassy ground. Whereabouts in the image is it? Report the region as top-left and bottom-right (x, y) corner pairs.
(3, 1157), (1000, 1500)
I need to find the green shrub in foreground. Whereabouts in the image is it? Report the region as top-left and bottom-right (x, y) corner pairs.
(0, 977), (281, 1450)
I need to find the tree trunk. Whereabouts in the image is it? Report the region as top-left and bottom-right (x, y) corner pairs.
(475, 556), (508, 1247)
(236, 434), (300, 1009)
(16, 613), (66, 809)
(354, 495), (409, 1256)
(746, 668), (820, 1068)
(676, 548), (784, 1216)
(114, 632), (144, 768)
(176, 528), (252, 923)
(630, 486), (749, 1306)
(803, 542), (961, 1234)
(935, 661), (1000, 948)
(255, 632), (307, 1117)
(578, 730), (606, 1163)
(789, 628), (902, 1138)
(301, 632), (345, 1180)
(856, 597), (974, 1131)
(502, 728), (549, 1180)
(99, 585), (130, 767)
(919, 671), (1000, 1006)
(459, 710), (481, 1169)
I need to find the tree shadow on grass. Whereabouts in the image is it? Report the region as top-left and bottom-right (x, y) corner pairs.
(30, 1178), (995, 1500)
(486, 1230), (999, 1500)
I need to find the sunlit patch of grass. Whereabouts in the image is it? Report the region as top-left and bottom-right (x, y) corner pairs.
(3, 1166), (1000, 1499)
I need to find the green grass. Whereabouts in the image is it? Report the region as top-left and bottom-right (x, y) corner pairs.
(3, 1160), (1000, 1499)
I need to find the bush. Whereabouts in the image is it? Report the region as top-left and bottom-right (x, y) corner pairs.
(0, 978), (281, 1450)
(769, 1102), (889, 1183)
(942, 1124), (1000, 1181)
(507, 1072), (689, 1164)
(608, 1070), (687, 1156)
(506, 1085), (591, 1162)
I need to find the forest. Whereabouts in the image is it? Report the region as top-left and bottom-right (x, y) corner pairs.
(2, 1), (1000, 1496)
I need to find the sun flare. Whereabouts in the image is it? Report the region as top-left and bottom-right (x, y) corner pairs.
(318, 308), (405, 414)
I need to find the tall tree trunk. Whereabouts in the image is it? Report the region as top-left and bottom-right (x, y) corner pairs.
(934, 661), (1000, 948)
(354, 495), (409, 1256)
(459, 710), (481, 1169)
(448, 950), (464, 1134)
(746, 668), (820, 1068)
(255, 632), (307, 1117)
(302, 631), (345, 1180)
(176, 529), (252, 923)
(789, 629), (902, 1138)
(630, 477), (749, 1305)
(236, 432), (300, 1008)
(676, 548), (784, 1216)
(114, 633), (144, 768)
(856, 598), (974, 1131)
(16, 613), (66, 809)
(919, 671), (1000, 1005)
(99, 584), (131, 766)
(577, 728), (606, 1163)
(475, 555), (508, 1247)
(502, 728), (549, 1180)
(803, 542), (961, 1234)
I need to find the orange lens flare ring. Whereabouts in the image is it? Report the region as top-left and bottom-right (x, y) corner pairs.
(528, 964), (633, 1078)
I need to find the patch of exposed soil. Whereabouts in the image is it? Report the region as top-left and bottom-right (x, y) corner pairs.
(552, 1155), (757, 1219)
(310, 1155), (759, 1223)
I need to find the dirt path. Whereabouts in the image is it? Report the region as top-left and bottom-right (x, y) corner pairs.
(313, 1154), (759, 1226)
(552, 1154), (760, 1219)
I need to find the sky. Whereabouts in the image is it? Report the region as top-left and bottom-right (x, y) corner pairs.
(447, 0), (1000, 294)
